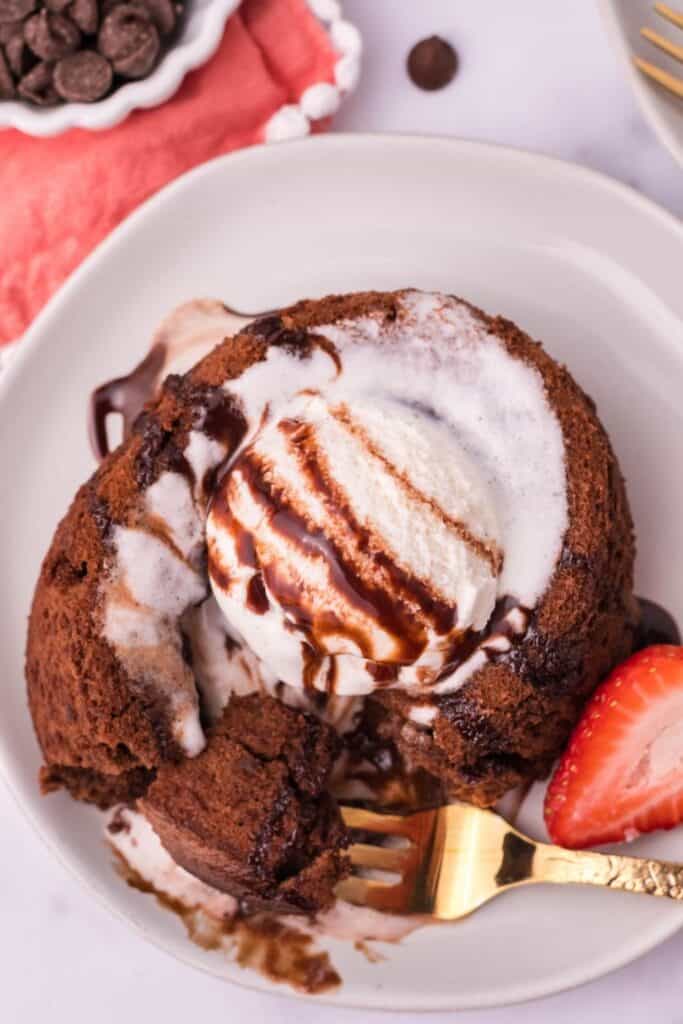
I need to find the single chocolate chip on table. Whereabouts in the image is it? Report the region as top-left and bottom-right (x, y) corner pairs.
(18, 58), (59, 103)
(98, 3), (159, 78)
(407, 35), (458, 91)
(54, 48), (111, 99)
(24, 9), (80, 60)
(0, 46), (15, 95)
(0, 0), (35, 23)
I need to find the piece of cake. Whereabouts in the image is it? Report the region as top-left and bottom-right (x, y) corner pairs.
(141, 694), (348, 912)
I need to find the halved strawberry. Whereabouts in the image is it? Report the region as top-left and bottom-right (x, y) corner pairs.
(544, 645), (683, 849)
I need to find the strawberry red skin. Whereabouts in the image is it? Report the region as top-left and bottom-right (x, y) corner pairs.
(544, 645), (683, 849)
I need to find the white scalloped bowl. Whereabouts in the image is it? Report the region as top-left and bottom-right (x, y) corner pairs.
(0, 0), (241, 137)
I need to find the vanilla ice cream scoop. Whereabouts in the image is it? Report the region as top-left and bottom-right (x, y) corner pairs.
(206, 392), (503, 696)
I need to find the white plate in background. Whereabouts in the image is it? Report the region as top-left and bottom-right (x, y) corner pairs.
(0, 135), (682, 1010)
(601, 0), (683, 166)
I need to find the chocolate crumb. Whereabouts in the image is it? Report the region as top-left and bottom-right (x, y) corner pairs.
(407, 35), (458, 91)
(107, 806), (132, 834)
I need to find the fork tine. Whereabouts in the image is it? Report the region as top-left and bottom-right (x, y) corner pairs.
(340, 805), (411, 835)
(655, 2), (683, 30)
(641, 26), (683, 61)
(348, 843), (410, 872)
(633, 56), (683, 96)
(335, 875), (404, 912)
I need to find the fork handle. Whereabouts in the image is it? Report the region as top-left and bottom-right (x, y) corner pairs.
(533, 843), (683, 899)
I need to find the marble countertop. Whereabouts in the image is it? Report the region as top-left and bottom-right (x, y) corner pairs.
(3, 3), (681, 1023)
(336, 0), (682, 216)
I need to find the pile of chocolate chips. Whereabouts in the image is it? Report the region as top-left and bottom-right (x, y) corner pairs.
(0, 0), (184, 105)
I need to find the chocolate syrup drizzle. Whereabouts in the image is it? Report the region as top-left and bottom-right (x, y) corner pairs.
(210, 435), (531, 696)
(434, 596), (530, 682)
(211, 448), (457, 675)
(88, 303), (269, 462)
(87, 300), (682, 708)
(133, 379), (248, 502)
(89, 343), (167, 462)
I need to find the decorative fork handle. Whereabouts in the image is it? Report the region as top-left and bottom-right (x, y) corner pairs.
(533, 843), (683, 899)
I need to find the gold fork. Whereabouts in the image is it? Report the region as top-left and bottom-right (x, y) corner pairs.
(634, 3), (683, 99)
(336, 804), (683, 919)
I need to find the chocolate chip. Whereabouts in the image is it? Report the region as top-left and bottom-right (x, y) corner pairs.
(5, 29), (28, 74)
(407, 35), (458, 91)
(0, 0), (35, 24)
(18, 59), (59, 103)
(68, 0), (97, 34)
(0, 46), (15, 96)
(54, 48), (110, 99)
(24, 10), (80, 60)
(133, 0), (175, 36)
(98, 3), (158, 78)
(0, 18), (23, 42)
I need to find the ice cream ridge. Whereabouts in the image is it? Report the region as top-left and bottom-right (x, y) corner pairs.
(27, 290), (637, 912)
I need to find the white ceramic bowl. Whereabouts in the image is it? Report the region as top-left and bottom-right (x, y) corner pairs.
(0, 0), (241, 137)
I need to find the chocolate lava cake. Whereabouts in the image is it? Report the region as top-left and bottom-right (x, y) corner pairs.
(26, 289), (637, 909)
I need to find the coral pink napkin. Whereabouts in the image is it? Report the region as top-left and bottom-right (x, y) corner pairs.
(0, 0), (338, 345)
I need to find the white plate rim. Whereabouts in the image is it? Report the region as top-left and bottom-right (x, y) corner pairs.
(1, 134), (683, 1012)
(600, 0), (683, 168)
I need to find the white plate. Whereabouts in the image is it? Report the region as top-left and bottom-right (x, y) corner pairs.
(1, 135), (683, 1011)
(601, 0), (683, 167)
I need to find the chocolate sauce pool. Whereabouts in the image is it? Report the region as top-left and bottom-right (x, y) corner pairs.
(635, 597), (681, 649)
